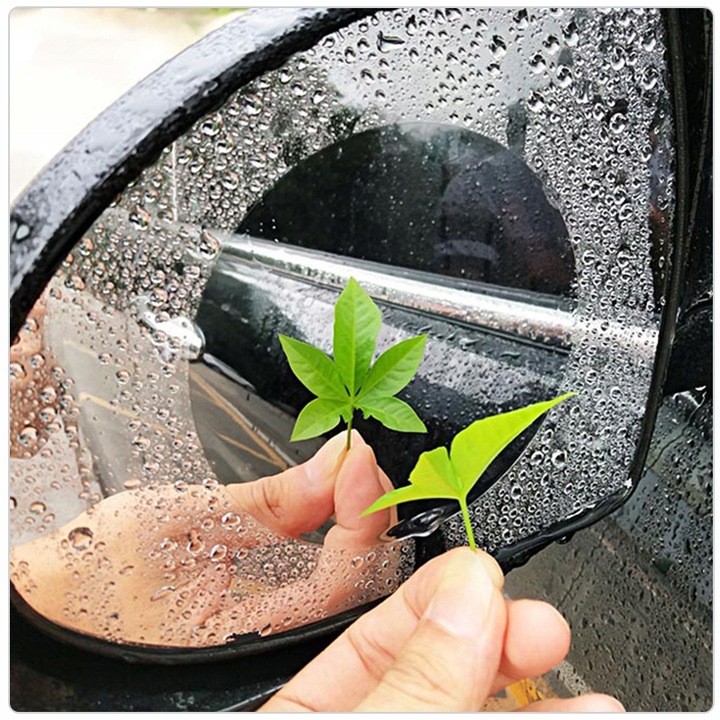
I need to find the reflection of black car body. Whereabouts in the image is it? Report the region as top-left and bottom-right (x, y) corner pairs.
(195, 237), (571, 540)
(9, 7), (712, 713)
(238, 124), (574, 294)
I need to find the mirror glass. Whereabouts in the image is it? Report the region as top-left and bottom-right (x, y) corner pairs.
(10, 7), (675, 651)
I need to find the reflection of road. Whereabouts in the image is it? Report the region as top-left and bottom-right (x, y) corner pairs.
(189, 358), (323, 483)
(40, 284), (321, 500)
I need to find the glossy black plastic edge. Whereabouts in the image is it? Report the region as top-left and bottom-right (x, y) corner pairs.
(9, 7), (376, 341)
(486, 7), (706, 572)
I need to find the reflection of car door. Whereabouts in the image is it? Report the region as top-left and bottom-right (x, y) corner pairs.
(195, 231), (572, 528)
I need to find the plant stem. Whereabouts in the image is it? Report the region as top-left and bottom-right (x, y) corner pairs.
(346, 412), (353, 451)
(459, 497), (477, 551)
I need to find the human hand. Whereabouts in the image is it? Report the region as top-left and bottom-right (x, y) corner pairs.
(260, 547), (625, 712)
(10, 431), (403, 647)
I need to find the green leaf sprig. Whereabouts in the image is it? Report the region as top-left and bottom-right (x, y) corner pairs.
(362, 392), (575, 550)
(279, 277), (427, 450)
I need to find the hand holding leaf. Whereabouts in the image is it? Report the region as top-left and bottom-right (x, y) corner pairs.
(279, 277), (427, 449)
(362, 393), (576, 549)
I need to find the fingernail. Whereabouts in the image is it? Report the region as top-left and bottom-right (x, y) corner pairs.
(424, 551), (500, 639)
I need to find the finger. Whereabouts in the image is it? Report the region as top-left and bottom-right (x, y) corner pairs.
(521, 694), (625, 712)
(323, 438), (392, 550)
(259, 547), (505, 712)
(355, 548), (507, 711)
(225, 431), (354, 537)
(490, 599), (571, 695)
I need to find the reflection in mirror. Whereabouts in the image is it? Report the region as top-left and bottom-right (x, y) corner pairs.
(10, 6), (675, 653)
(10, 425), (411, 647)
(239, 123), (574, 296)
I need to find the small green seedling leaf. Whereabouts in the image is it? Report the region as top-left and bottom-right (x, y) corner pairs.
(359, 395), (426, 433)
(363, 392), (576, 549)
(333, 277), (382, 396)
(291, 397), (351, 442)
(280, 277), (428, 449)
(278, 335), (347, 400)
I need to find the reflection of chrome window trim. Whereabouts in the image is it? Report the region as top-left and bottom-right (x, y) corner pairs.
(208, 230), (658, 358)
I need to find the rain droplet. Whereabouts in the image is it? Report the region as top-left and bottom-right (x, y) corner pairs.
(129, 207), (151, 229)
(530, 54), (546, 74)
(551, 450), (567, 469)
(489, 35), (507, 59)
(115, 369), (131, 385)
(187, 531), (204, 555)
(242, 95), (263, 115)
(18, 426), (38, 447)
(513, 9), (529, 30)
(150, 585), (176, 602)
(210, 544), (228, 562)
(377, 31), (405, 53)
(609, 112), (627, 135)
(68, 527), (94, 551)
(9, 362), (26, 380)
(563, 21), (579, 47)
(221, 512), (242, 530)
(556, 65), (573, 89)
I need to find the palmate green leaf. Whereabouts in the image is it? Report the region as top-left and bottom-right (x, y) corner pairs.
(291, 397), (352, 442)
(357, 335), (427, 400)
(333, 277), (382, 395)
(278, 335), (347, 400)
(362, 447), (458, 515)
(279, 277), (427, 445)
(450, 392), (576, 493)
(359, 395), (427, 433)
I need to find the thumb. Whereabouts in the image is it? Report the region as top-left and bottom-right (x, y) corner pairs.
(355, 548), (506, 712)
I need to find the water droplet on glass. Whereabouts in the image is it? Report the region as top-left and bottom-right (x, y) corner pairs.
(210, 544), (228, 562)
(242, 95), (263, 115)
(377, 31), (405, 53)
(18, 426), (38, 447)
(68, 527), (94, 551)
(609, 112), (627, 134)
(187, 531), (204, 555)
(116, 369), (131, 385)
(556, 65), (573, 89)
(129, 207), (151, 230)
(530, 54), (546, 74)
(259, 623), (273, 637)
(489, 35), (507, 59)
(640, 65), (659, 90)
(513, 9), (529, 29)
(544, 35), (560, 54)
(551, 450), (567, 469)
(9, 362), (26, 380)
(150, 585), (176, 602)
(563, 21), (579, 47)
(221, 512), (242, 530)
